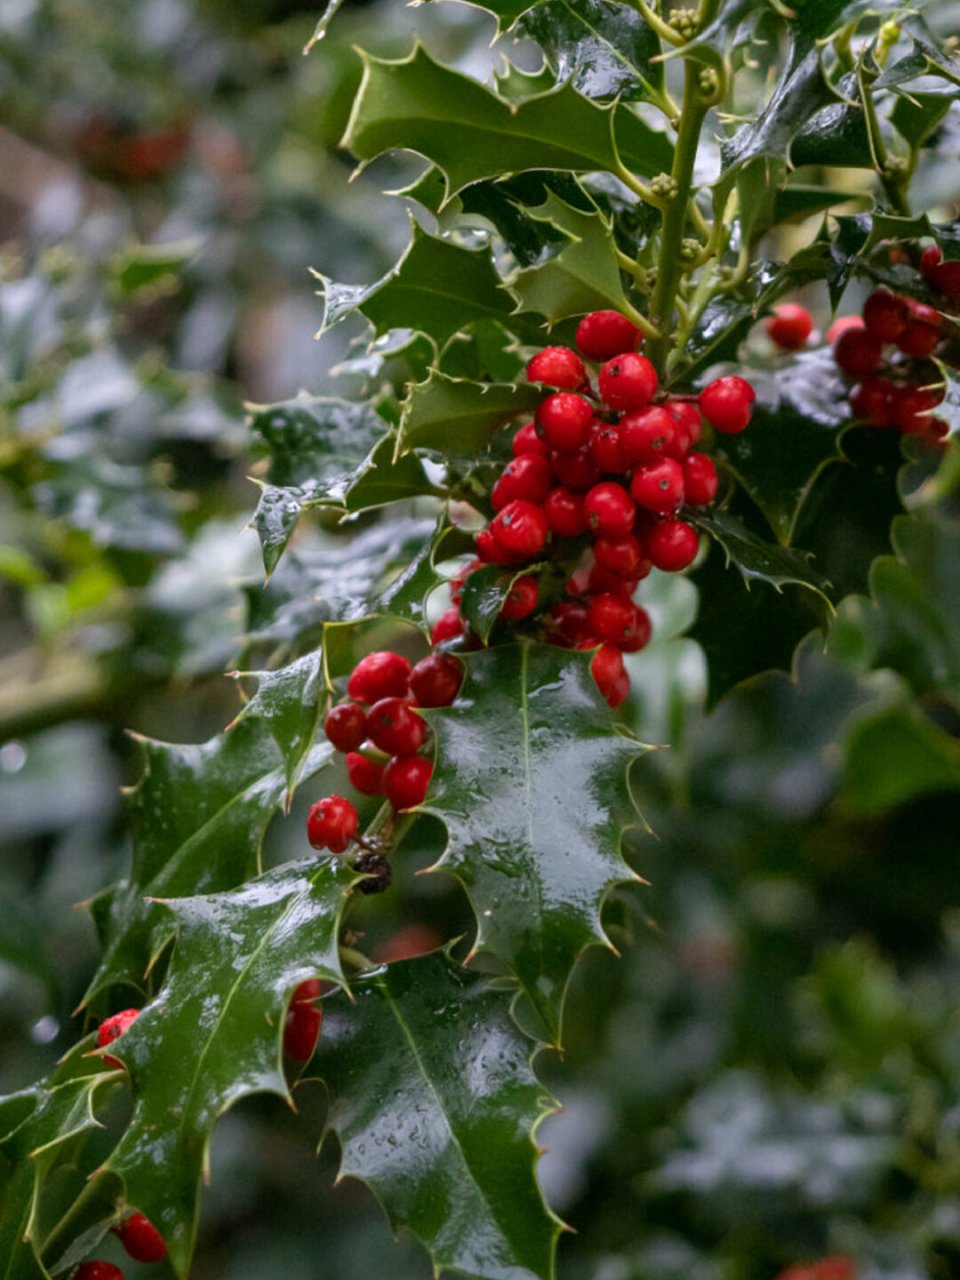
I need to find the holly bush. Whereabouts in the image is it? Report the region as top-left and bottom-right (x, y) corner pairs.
(3, 1), (960, 1278)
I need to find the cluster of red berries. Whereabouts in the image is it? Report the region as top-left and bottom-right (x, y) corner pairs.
(430, 310), (754, 707)
(830, 247), (958, 441)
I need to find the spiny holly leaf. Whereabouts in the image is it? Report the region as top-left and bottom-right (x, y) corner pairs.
(0, 1076), (107, 1280)
(511, 192), (646, 326)
(688, 507), (832, 605)
(316, 221), (540, 346)
(84, 709), (334, 1003)
(375, 520), (475, 627)
(342, 433), (445, 513)
(790, 70), (874, 170)
(103, 858), (351, 1277)
(316, 953), (562, 1280)
(341, 45), (671, 206)
(519, 0), (663, 103)
(398, 371), (542, 463)
(715, 349), (851, 545)
(231, 649), (326, 796)
(420, 643), (645, 1039)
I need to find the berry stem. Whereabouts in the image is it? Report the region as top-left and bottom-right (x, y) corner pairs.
(625, 0), (685, 46)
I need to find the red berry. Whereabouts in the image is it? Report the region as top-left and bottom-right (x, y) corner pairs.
(431, 606), (465, 644)
(896, 303), (940, 357)
(576, 310), (642, 361)
(593, 533), (646, 577)
(588, 562), (645, 597)
(97, 1009), (139, 1070)
(647, 519), (699, 571)
(409, 653), (463, 707)
(826, 314), (864, 343)
(526, 345), (587, 389)
(551, 447), (601, 490)
(346, 752), (386, 796)
(590, 643), (629, 707)
(584, 482), (636, 537)
(930, 260), (960, 296)
(290, 978), (323, 1005)
(850, 376), (895, 426)
(545, 486), (588, 537)
(367, 697), (425, 757)
(548, 602), (592, 647)
(512, 422), (549, 458)
(449, 560), (481, 605)
(681, 453), (718, 506)
(475, 525), (509, 564)
(284, 1003), (322, 1061)
(765, 302), (813, 350)
(620, 406), (676, 464)
(598, 352), (658, 411)
(631, 458), (685, 514)
(307, 795), (358, 854)
(669, 401), (702, 445)
(535, 392), (594, 452)
(587, 592), (636, 644)
(491, 454), (552, 511)
(500, 574), (539, 621)
(117, 1212), (167, 1263)
(862, 289), (909, 342)
(834, 326), (884, 377)
(347, 651), (411, 704)
(589, 420), (629, 473)
(891, 383), (944, 434)
(324, 703), (367, 753)
(618, 604), (652, 653)
(383, 755), (433, 810)
(699, 375), (755, 433)
(75, 1265), (124, 1280)
(920, 243), (942, 280)
(491, 499), (549, 560)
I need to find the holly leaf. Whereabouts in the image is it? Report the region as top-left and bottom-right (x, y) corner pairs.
(510, 192), (646, 326)
(341, 45), (672, 206)
(688, 507), (832, 605)
(790, 71), (874, 170)
(841, 704), (960, 817)
(317, 953), (562, 1280)
(84, 707), (334, 1003)
(419, 643), (644, 1039)
(398, 371), (542, 463)
(375, 520), (475, 628)
(230, 649), (327, 796)
(519, 0), (663, 103)
(103, 858), (351, 1277)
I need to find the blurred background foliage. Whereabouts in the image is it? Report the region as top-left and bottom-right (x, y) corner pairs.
(1, 1), (960, 1277)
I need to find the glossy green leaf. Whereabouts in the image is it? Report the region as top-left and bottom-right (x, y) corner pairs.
(84, 709), (334, 1002)
(104, 858), (351, 1277)
(890, 90), (953, 148)
(420, 643), (644, 1038)
(841, 704), (960, 817)
(790, 71), (874, 170)
(341, 45), (671, 206)
(231, 650), (326, 796)
(317, 953), (561, 1280)
(688, 507), (832, 605)
(511, 192), (645, 326)
(342, 433), (445, 513)
(317, 221), (536, 345)
(519, 0), (663, 103)
(398, 371), (541, 463)
(790, 0), (876, 37)
(375, 521), (475, 628)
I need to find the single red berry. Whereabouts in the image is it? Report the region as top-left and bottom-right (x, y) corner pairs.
(588, 420), (629, 473)
(584, 481), (636, 537)
(410, 653), (463, 707)
(930, 259), (960, 296)
(491, 499), (549, 560)
(765, 302), (813, 350)
(588, 563), (645, 597)
(384, 755), (433, 810)
(593, 533), (646, 577)
(862, 289), (909, 342)
(681, 453), (718, 506)
(431, 606), (465, 645)
(512, 422), (549, 458)
(346, 752), (386, 796)
(97, 1009), (139, 1070)
(290, 978), (323, 1005)
(647, 519), (699, 572)
(449, 560), (482, 606)
(324, 703), (367, 754)
(117, 1212), (167, 1263)
(834, 326), (884, 377)
(500, 575), (539, 621)
(491, 454), (552, 511)
(526, 345), (587, 389)
(307, 795), (358, 854)
(545, 486), (588, 537)
(74, 1265), (124, 1280)
(631, 458), (685, 514)
(367, 697), (425, 757)
(551, 447), (601, 490)
(669, 401), (702, 445)
(920, 242), (943, 280)
(535, 392), (594, 452)
(897, 302), (941, 357)
(620, 406), (676, 464)
(548, 602), (593, 647)
(576, 310), (642, 361)
(284, 1003), (322, 1061)
(699, 375), (756, 433)
(475, 525), (510, 564)
(598, 352), (658, 411)
(826, 314), (864, 343)
(850, 376), (895, 426)
(346, 651), (411, 704)
(587, 592), (636, 644)
(618, 604), (652, 653)
(891, 383), (945, 434)
(590, 643), (629, 707)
